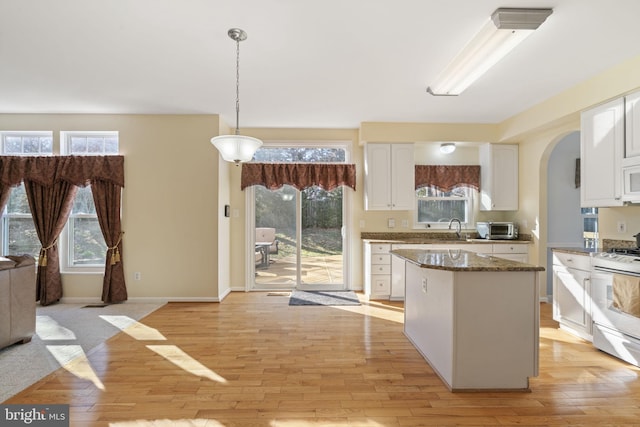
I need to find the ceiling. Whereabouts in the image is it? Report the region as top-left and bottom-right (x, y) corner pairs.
(1, 0), (640, 129)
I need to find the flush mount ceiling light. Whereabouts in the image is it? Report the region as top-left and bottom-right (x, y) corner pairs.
(211, 28), (263, 165)
(427, 8), (553, 96)
(440, 142), (456, 154)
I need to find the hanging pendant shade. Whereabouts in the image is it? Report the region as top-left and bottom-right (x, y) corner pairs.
(211, 134), (263, 163)
(211, 28), (262, 165)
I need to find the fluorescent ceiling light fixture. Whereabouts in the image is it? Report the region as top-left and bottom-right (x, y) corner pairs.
(427, 8), (552, 96)
(211, 28), (263, 164)
(440, 143), (456, 154)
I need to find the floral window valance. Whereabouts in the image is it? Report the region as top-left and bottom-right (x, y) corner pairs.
(415, 165), (480, 191)
(0, 155), (125, 187)
(241, 162), (356, 191)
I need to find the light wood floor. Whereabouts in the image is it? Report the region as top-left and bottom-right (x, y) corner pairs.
(5, 292), (640, 426)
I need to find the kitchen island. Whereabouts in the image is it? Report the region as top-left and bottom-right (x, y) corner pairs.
(390, 248), (544, 392)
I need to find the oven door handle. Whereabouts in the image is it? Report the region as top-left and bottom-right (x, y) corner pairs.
(593, 265), (640, 278)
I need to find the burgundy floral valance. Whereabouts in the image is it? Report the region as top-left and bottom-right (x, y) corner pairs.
(241, 162), (356, 191)
(0, 156), (125, 188)
(415, 165), (480, 191)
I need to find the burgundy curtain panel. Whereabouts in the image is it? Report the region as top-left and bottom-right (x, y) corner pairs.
(24, 180), (78, 306)
(91, 179), (127, 303)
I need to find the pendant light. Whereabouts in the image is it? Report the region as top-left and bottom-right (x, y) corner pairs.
(211, 28), (263, 164)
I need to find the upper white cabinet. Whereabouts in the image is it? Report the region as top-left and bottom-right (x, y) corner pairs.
(364, 143), (415, 210)
(624, 91), (640, 161)
(479, 143), (518, 211)
(581, 97), (624, 206)
(622, 91), (640, 201)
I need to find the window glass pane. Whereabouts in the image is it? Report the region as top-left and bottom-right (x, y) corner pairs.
(254, 147), (345, 162)
(72, 218), (106, 265)
(72, 187), (97, 215)
(23, 137), (41, 154)
(87, 137), (104, 153)
(6, 185), (31, 214)
(41, 137), (53, 153)
(4, 136), (22, 154)
(416, 186), (471, 224)
(7, 218), (39, 257)
(70, 136), (87, 153)
(104, 136), (118, 153)
(417, 199), (467, 223)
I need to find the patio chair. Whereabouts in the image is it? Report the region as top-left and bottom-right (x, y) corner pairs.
(255, 227), (279, 255)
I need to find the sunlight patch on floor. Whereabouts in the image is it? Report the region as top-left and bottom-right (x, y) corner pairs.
(146, 345), (227, 383)
(36, 315), (77, 340)
(100, 315), (167, 340)
(46, 345), (105, 390)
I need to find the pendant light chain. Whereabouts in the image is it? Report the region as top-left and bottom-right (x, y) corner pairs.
(234, 36), (241, 136)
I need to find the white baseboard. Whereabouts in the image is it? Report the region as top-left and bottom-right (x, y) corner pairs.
(58, 296), (223, 304)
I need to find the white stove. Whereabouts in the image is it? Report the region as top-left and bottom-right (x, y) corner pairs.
(591, 248), (640, 367)
(593, 248), (640, 275)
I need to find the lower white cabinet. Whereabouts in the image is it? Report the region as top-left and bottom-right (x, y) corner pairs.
(363, 242), (392, 300)
(552, 251), (592, 341)
(492, 243), (529, 263)
(404, 261), (538, 390)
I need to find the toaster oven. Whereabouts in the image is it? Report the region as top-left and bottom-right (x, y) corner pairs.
(476, 221), (518, 240)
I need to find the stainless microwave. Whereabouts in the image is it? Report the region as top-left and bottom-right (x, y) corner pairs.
(476, 222), (518, 240)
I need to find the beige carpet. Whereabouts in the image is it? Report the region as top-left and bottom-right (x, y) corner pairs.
(0, 301), (165, 402)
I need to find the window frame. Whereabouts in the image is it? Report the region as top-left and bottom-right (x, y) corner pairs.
(0, 131), (53, 260)
(59, 131), (119, 273)
(414, 185), (476, 230)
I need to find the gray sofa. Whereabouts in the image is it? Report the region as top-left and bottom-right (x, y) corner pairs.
(0, 255), (37, 350)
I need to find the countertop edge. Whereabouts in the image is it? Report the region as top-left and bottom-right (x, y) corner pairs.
(391, 249), (545, 272)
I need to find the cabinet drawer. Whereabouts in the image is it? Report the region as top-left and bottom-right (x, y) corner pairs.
(370, 243), (391, 254)
(552, 252), (591, 271)
(493, 243), (528, 254)
(370, 264), (391, 275)
(370, 254), (390, 265)
(371, 275), (390, 294)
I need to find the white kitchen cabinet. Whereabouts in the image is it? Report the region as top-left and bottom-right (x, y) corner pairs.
(479, 143), (518, 211)
(363, 242), (392, 300)
(552, 251), (592, 341)
(622, 91), (640, 201)
(624, 90), (640, 161)
(364, 143), (414, 210)
(492, 243), (529, 263)
(581, 98), (624, 207)
(404, 261), (538, 390)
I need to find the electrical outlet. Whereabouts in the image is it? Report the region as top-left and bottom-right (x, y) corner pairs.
(134, 272), (141, 281)
(401, 219), (409, 228)
(617, 221), (627, 233)
(421, 278), (427, 293)
(359, 219), (365, 228)
(388, 218), (395, 228)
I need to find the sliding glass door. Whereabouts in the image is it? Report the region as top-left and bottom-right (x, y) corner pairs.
(248, 144), (348, 291)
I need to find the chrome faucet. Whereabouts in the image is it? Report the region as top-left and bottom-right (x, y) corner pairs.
(448, 218), (462, 239)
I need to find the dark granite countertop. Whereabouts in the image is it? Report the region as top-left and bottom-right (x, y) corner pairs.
(390, 249), (545, 272)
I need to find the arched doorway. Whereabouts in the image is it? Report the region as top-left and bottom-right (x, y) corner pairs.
(545, 131), (586, 295)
